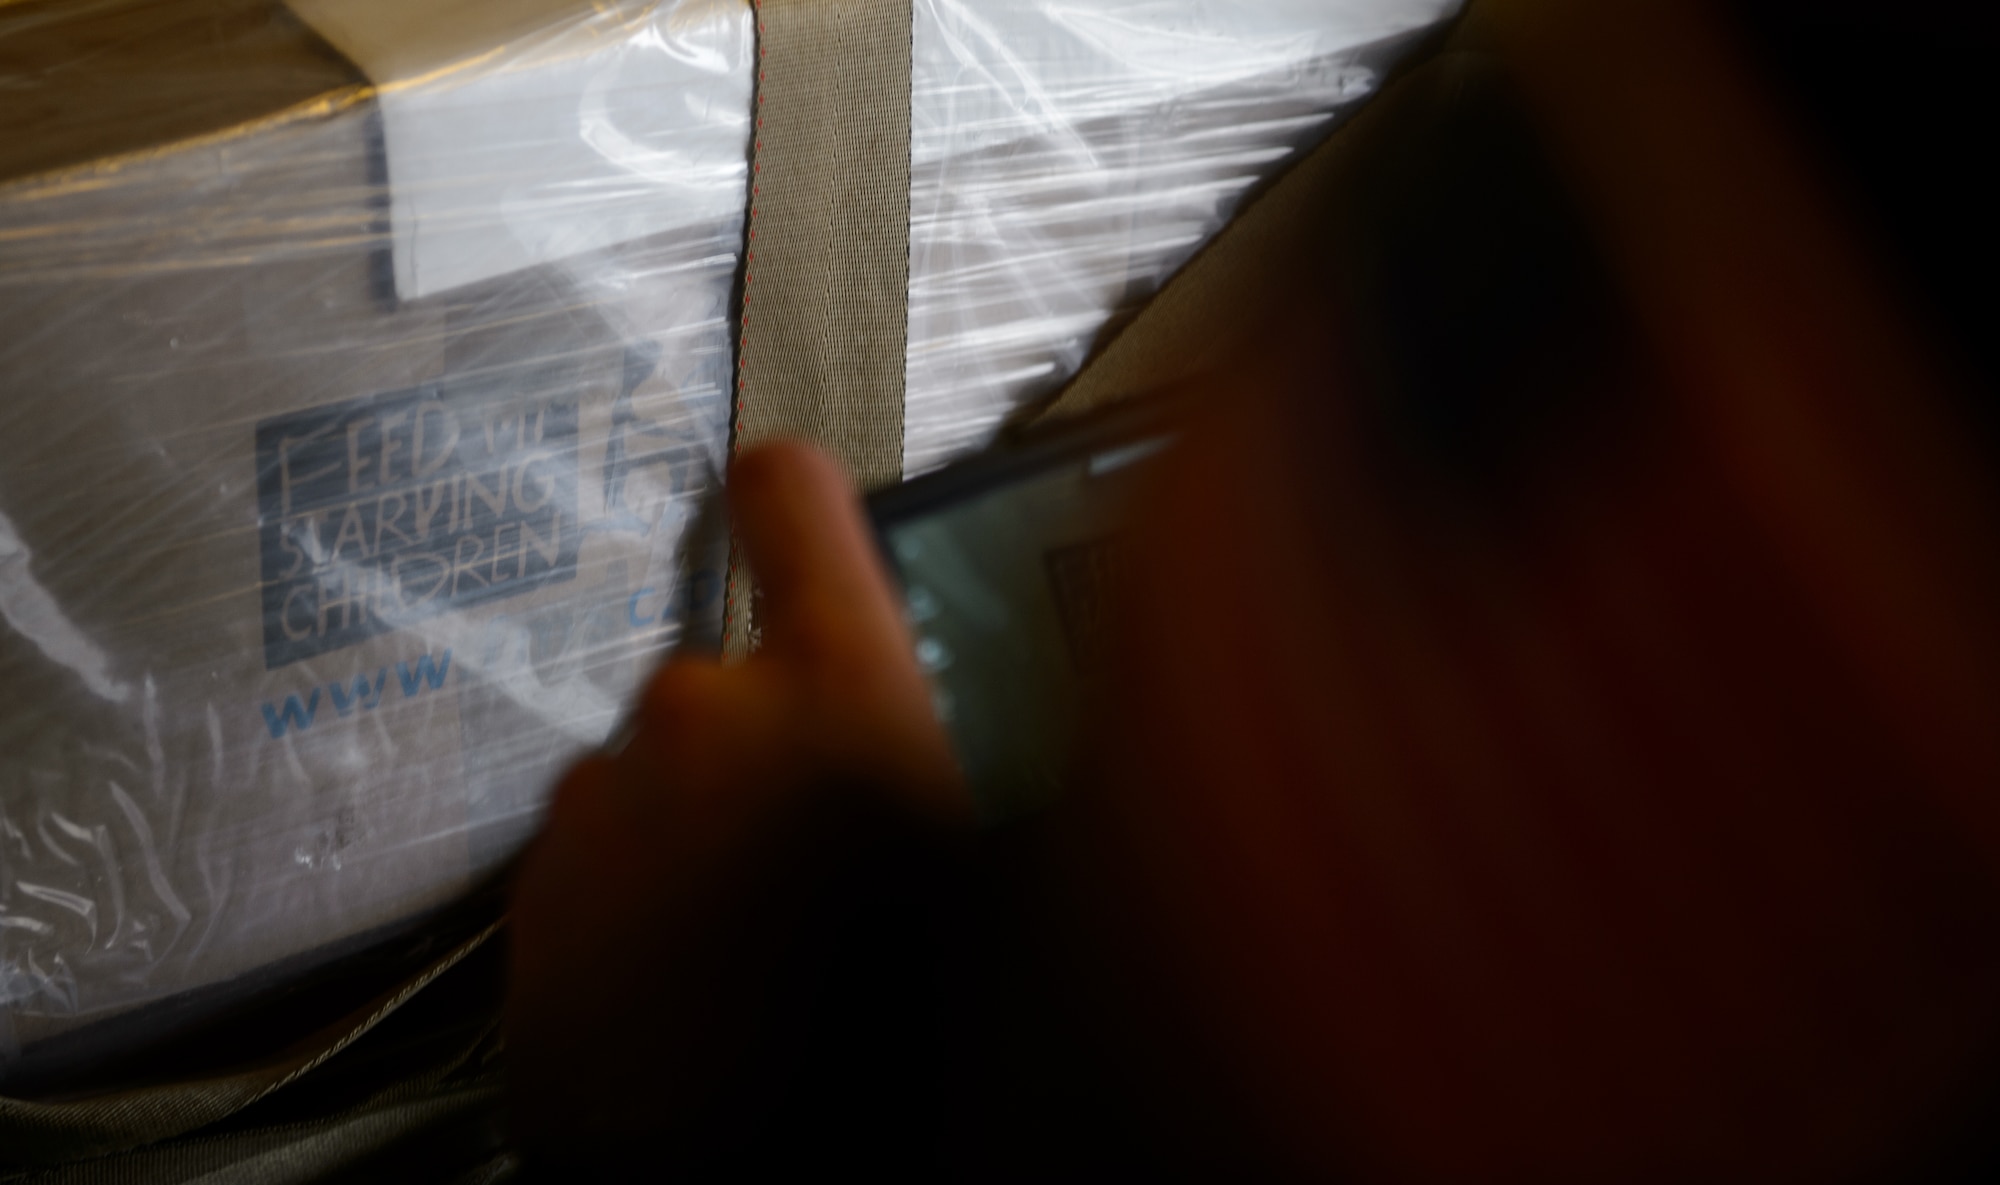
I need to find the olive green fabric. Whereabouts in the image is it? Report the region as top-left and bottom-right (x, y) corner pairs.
(723, 0), (917, 659)
(9, 1080), (508, 1185)
(0, 925), (500, 1180)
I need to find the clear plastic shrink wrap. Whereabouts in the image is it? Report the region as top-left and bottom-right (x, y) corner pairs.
(0, 0), (752, 1065)
(0, 0), (1455, 1066)
(904, 0), (1460, 472)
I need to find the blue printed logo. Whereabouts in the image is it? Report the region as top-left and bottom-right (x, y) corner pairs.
(260, 650), (454, 738)
(254, 388), (580, 668)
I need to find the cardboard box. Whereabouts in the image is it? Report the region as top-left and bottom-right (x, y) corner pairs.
(0, 0), (736, 1059)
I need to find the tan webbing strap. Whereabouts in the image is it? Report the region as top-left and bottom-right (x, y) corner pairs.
(725, 0), (915, 659)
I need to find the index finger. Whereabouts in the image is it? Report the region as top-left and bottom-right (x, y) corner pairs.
(727, 441), (912, 664)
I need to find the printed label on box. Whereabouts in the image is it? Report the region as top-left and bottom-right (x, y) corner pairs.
(255, 385), (581, 668)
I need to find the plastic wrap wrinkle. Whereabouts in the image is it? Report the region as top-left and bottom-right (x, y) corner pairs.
(284, 0), (753, 299)
(903, 0), (1460, 474)
(0, 511), (130, 704)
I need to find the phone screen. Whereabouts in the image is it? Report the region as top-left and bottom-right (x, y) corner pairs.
(871, 406), (1174, 820)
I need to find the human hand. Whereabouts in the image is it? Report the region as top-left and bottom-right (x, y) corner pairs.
(505, 441), (965, 1162)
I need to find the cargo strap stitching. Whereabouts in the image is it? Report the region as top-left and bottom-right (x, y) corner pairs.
(723, 0), (916, 659)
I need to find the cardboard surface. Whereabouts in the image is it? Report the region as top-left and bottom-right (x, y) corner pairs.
(284, 0), (753, 299)
(0, 5), (735, 1057)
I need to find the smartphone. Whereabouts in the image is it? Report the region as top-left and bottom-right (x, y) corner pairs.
(869, 399), (1177, 821)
